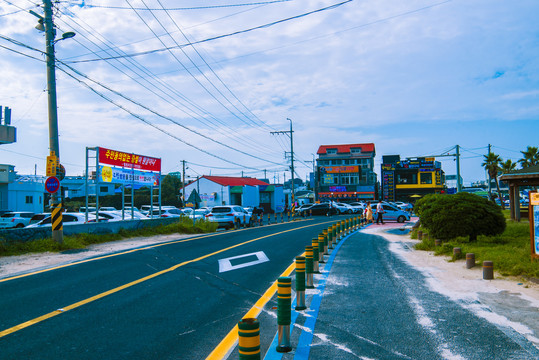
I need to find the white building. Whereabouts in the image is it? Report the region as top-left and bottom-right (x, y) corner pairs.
(182, 175), (285, 213)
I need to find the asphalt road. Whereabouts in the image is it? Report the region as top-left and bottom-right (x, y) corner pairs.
(0, 216), (337, 360)
(2, 216), (538, 360)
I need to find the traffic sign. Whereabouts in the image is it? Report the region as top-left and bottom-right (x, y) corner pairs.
(46, 154), (58, 176)
(45, 176), (60, 194)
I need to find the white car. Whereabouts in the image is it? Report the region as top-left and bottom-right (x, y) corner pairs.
(26, 212), (104, 227)
(333, 203), (353, 214)
(205, 205), (252, 229)
(336, 203), (358, 214)
(0, 212), (35, 229)
(147, 208), (184, 218)
(188, 209), (211, 221)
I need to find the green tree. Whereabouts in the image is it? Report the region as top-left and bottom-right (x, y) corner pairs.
(519, 146), (539, 168)
(419, 192), (506, 242)
(482, 152), (505, 209)
(161, 174), (183, 207)
(500, 159), (517, 174)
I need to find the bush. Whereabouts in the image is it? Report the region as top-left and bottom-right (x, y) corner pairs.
(418, 192), (505, 241)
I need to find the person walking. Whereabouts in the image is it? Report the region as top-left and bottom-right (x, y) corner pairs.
(375, 202), (385, 225)
(365, 201), (373, 224)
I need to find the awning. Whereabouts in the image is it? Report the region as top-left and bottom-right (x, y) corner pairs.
(230, 186), (243, 194)
(260, 185), (275, 192)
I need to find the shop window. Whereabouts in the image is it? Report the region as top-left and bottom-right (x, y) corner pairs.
(397, 173), (417, 184)
(420, 173), (433, 184)
(25, 196), (33, 204)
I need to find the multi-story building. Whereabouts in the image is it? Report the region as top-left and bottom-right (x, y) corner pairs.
(381, 155), (445, 202)
(316, 143), (377, 202)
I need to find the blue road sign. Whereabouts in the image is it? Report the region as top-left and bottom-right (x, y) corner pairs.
(45, 176), (60, 194)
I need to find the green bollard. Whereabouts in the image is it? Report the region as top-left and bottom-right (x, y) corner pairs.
(332, 225), (337, 244)
(318, 235), (325, 264)
(327, 227), (333, 250)
(305, 246), (314, 289)
(295, 256), (306, 310)
(311, 238), (320, 273)
(321, 231), (328, 255)
(276, 277), (292, 353)
(238, 318), (261, 360)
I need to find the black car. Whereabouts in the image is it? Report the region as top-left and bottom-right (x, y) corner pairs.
(298, 203), (338, 216)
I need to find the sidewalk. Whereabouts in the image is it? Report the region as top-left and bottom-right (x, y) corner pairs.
(261, 221), (539, 359)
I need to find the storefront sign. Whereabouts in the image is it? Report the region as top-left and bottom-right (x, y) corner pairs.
(99, 166), (159, 186)
(99, 147), (161, 172)
(320, 166), (359, 173)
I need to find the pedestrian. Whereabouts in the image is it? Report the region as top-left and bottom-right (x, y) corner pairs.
(375, 202), (385, 225)
(365, 201), (373, 224)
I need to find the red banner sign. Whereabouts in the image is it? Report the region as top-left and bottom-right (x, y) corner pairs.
(98, 147), (161, 172)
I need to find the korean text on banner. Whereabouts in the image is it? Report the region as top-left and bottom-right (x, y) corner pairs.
(99, 147), (161, 172)
(100, 166), (160, 186)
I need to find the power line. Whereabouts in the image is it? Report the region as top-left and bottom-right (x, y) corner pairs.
(76, 0), (293, 11)
(66, 0), (354, 63)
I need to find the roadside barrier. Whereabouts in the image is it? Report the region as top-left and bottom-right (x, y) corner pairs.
(483, 261), (494, 280)
(311, 238), (320, 273)
(287, 211), (291, 222)
(276, 277), (292, 353)
(318, 235), (325, 264)
(305, 246), (314, 289)
(453, 247), (461, 257)
(466, 253), (475, 269)
(332, 225), (337, 245)
(295, 256), (306, 310)
(238, 318), (261, 360)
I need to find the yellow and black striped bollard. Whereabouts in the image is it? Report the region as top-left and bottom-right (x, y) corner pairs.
(311, 238), (320, 273)
(305, 246), (315, 289)
(295, 256), (306, 310)
(51, 203), (63, 233)
(238, 318), (261, 360)
(276, 277), (292, 353)
(318, 234), (326, 264)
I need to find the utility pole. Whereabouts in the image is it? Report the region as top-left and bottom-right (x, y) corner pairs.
(271, 118), (295, 206)
(487, 144), (492, 196)
(44, 0), (62, 243)
(456, 145), (461, 193)
(182, 160), (186, 206)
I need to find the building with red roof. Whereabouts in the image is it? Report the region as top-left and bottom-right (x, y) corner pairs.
(315, 143), (377, 201)
(181, 175), (285, 212)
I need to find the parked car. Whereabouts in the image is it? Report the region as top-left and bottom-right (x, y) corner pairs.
(0, 212), (35, 229)
(349, 202), (366, 212)
(377, 203), (411, 223)
(205, 205), (252, 229)
(29, 213), (49, 225)
(97, 210), (124, 222)
(147, 208), (184, 218)
(188, 209), (211, 221)
(298, 203), (338, 216)
(99, 206), (118, 211)
(335, 203), (357, 214)
(296, 204), (313, 213)
(26, 212), (105, 228)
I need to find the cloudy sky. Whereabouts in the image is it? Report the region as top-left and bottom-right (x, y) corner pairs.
(1, 0), (537, 186)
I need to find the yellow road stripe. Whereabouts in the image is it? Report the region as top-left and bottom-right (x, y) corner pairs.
(0, 221), (321, 339)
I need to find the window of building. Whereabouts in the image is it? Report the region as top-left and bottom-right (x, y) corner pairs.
(341, 173), (359, 185)
(25, 196), (33, 204)
(326, 148), (337, 155)
(397, 172), (417, 184)
(420, 172), (433, 184)
(350, 147), (362, 154)
(100, 186), (108, 193)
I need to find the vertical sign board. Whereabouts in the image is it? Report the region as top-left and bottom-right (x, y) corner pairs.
(530, 191), (539, 260)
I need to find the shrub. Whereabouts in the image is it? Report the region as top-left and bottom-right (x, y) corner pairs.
(419, 192), (506, 241)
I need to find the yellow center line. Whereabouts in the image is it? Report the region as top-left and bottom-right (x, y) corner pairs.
(0, 221), (329, 339)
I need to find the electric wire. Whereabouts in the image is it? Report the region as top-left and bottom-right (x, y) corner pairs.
(57, 59), (284, 166)
(73, 0), (293, 11)
(53, 8), (282, 156)
(65, 0), (354, 63)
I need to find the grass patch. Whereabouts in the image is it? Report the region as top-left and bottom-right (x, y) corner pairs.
(0, 217), (218, 257)
(414, 211), (539, 279)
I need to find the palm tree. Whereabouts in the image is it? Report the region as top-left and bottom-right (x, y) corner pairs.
(519, 146), (539, 168)
(482, 152), (505, 209)
(500, 159), (517, 174)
